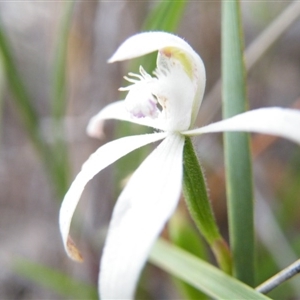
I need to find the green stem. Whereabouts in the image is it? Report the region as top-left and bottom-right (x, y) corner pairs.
(0, 23), (45, 157)
(0, 9), (73, 199)
(0, 20), (61, 193)
(222, 0), (255, 286)
(51, 0), (75, 198)
(183, 137), (232, 275)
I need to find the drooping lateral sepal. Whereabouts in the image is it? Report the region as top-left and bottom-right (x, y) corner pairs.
(99, 134), (185, 299)
(59, 132), (167, 262)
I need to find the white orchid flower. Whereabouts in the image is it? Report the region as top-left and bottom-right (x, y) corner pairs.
(59, 31), (300, 299)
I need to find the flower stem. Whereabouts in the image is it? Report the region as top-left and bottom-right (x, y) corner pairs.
(182, 136), (232, 275)
(256, 259), (300, 294)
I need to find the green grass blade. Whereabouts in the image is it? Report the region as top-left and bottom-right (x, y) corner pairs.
(222, 0), (255, 286)
(142, 0), (187, 32)
(150, 239), (271, 300)
(0, 51), (4, 148)
(0, 18), (74, 198)
(51, 1), (75, 198)
(169, 210), (209, 299)
(0, 22), (45, 156)
(52, 1), (74, 121)
(14, 258), (97, 299)
(0, 21), (62, 193)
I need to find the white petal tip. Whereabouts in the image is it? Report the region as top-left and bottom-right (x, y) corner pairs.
(107, 57), (114, 64)
(87, 117), (106, 139)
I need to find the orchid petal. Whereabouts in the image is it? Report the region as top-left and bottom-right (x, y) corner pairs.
(99, 133), (184, 299)
(184, 107), (300, 144)
(59, 132), (167, 262)
(108, 31), (196, 63)
(87, 101), (166, 139)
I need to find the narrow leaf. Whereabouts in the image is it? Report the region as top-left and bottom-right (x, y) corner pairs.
(169, 210), (209, 299)
(51, 0), (75, 198)
(0, 19), (62, 195)
(0, 51), (5, 149)
(150, 239), (271, 300)
(14, 258), (97, 299)
(142, 0), (187, 32)
(0, 18), (69, 199)
(0, 21), (45, 157)
(222, 0), (255, 285)
(183, 137), (232, 274)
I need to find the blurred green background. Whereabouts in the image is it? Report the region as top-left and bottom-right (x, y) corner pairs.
(0, 1), (300, 299)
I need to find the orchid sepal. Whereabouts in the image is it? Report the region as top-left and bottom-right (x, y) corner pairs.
(99, 134), (184, 299)
(59, 132), (167, 262)
(183, 107), (300, 145)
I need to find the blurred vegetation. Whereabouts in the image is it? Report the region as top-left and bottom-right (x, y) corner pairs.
(0, 0), (299, 299)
